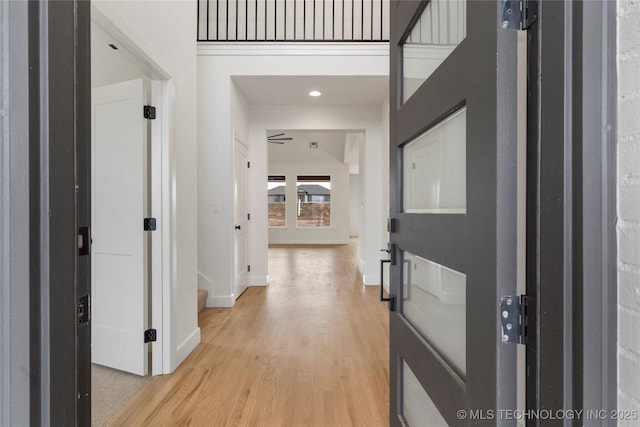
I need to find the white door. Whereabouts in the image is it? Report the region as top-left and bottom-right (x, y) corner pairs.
(233, 138), (249, 298)
(91, 78), (149, 376)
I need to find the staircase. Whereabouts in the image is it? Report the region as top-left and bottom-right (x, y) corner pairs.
(197, 289), (208, 313)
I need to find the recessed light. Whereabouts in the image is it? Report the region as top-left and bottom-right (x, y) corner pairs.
(309, 90), (321, 97)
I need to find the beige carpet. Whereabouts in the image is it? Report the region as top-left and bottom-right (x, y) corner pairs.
(92, 364), (150, 427)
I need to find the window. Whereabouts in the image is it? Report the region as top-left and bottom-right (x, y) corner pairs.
(296, 176), (331, 227)
(268, 175), (286, 227)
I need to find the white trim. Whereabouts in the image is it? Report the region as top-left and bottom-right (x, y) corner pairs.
(91, 3), (171, 80)
(150, 80), (163, 376)
(208, 295), (236, 308)
(160, 80), (175, 375)
(268, 238), (350, 245)
(249, 275), (269, 286)
(173, 327), (201, 372)
(363, 274), (380, 286)
(197, 42), (389, 57)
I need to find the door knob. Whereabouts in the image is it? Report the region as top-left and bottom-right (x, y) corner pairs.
(235, 225), (241, 230)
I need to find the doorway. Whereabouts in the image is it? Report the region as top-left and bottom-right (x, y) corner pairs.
(89, 7), (172, 424)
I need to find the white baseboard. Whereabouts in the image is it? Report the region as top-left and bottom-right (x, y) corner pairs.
(207, 294), (236, 307)
(198, 271), (213, 289)
(268, 238), (350, 245)
(250, 275), (269, 286)
(171, 327), (200, 373)
(363, 274), (380, 286)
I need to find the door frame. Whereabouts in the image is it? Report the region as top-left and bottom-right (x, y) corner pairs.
(526, 0), (618, 419)
(232, 133), (250, 299)
(91, 4), (174, 375)
(1, 0), (92, 424)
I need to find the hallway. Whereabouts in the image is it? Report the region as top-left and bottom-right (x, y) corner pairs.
(110, 240), (389, 426)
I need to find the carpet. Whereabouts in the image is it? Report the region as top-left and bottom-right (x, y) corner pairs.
(91, 364), (150, 427)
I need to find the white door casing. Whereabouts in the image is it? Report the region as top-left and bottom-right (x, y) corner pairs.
(91, 78), (149, 376)
(233, 138), (249, 299)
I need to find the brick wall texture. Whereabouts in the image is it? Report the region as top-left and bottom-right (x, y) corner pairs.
(618, 0), (640, 416)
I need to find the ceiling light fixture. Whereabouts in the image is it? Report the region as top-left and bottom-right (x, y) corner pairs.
(309, 90), (321, 97)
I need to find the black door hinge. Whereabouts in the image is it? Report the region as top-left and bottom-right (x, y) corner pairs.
(78, 295), (89, 325)
(144, 329), (157, 343)
(247, 265), (251, 272)
(500, 295), (529, 345)
(387, 218), (397, 233)
(247, 213), (251, 220)
(501, 0), (538, 30)
(144, 218), (157, 231)
(78, 227), (90, 256)
(247, 161), (250, 168)
(143, 105), (156, 120)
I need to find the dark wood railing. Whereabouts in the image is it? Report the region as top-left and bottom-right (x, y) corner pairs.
(197, 0), (389, 42)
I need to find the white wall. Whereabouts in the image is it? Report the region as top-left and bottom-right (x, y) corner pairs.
(198, 43), (389, 306)
(350, 174), (362, 237)
(249, 104), (388, 288)
(268, 162), (350, 244)
(93, 1), (199, 372)
(618, 0), (640, 415)
(91, 23), (146, 87)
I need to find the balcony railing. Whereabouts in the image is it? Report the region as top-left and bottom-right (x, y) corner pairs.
(197, 0), (390, 42)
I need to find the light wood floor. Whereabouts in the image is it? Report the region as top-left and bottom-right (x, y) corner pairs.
(110, 240), (389, 426)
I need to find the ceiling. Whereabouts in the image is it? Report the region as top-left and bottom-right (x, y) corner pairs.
(232, 76), (388, 106)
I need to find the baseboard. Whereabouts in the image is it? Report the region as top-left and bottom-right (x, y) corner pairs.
(197, 271), (213, 289)
(172, 327), (200, 372)
(250, 275), (269, 286)
(362, 274), (380, 286)
(207, 294), (236, 307)
(268, 238), (351, 245)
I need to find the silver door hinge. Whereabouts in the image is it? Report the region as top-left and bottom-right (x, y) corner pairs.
(500, 295), (529, 345)
(501, 0), (538, 30)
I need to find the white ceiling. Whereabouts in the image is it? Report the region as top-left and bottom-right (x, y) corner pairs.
(237, 75), (384, 169)
(268, 130), (348, 164)
(233, 75), (388, 106)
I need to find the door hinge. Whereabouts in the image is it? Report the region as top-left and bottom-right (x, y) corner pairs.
(78, 295), (89, 325)
(500, 0), (538, 30)
(143, 105), (156, 120)
(247, 265), (251, 272)
(247, 161), (250, 168)
(144, 329), (157, 343)
(144, 218), (157, 231)
(500, 295), (529, 345)
(248, 213), (251, 220)
(78, 226), (90, 256)
(387, 218), (397, 233)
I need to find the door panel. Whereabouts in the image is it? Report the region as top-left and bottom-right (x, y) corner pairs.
(402, 359), (449, 427)
(91, 79), (148, 376)
(389, 1), (519, 425)
(234, 139), (249, 298)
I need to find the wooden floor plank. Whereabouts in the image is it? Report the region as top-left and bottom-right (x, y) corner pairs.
(109, 240), (389, 426)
